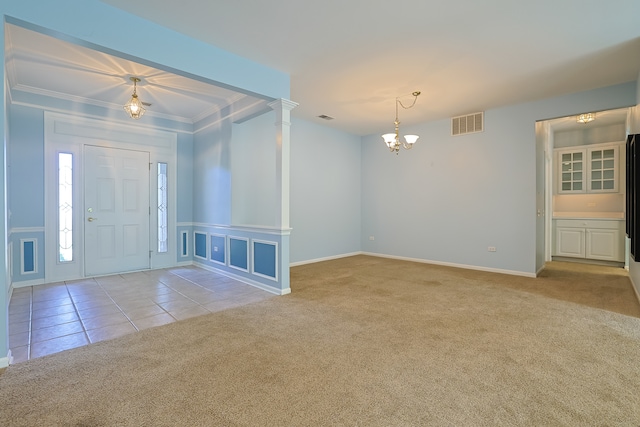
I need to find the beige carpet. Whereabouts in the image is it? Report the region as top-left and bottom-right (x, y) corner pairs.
(1, 255), (640, 426)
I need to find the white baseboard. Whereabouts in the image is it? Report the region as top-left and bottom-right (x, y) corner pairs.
(361, 252), (537, 278)
(289, 252), (363, 267)
(12, 278), (45, 289)
(193, 261), (290, 295)
(0, 350), (12, 368)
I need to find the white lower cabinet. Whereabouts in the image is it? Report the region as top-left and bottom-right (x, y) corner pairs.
(553, 219), (624, 262)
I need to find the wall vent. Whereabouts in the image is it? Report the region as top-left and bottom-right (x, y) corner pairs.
(451, 112), (484, 136)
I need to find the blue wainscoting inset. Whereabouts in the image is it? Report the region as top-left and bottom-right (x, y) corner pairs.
(194, 232), (207, 259)
(253, 240), (277, 280)
(21, 239), (36, 274)
(229, 237), (248, 271)
(210, 234), (226, 265)
(181, 231), (188, 257)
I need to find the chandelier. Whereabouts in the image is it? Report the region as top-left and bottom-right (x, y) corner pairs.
(123, 77), (146, 119)
(382, 91), (421, 154)
(577, 112), (595, 124)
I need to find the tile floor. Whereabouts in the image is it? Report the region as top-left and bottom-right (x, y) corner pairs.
(8, 265), (274, 364)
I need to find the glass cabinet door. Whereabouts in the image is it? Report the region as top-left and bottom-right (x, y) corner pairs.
(560, 151), (583, 192)
(590, 148), (617, 192)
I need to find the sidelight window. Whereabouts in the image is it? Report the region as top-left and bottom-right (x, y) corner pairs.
(157, 162), (168, 253)
(58, 153), (73, 262)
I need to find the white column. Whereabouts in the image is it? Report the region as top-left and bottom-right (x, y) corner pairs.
(268, 99), (298, 230)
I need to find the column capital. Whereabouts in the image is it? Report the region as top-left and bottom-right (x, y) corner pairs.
(268, 98), (299, 112)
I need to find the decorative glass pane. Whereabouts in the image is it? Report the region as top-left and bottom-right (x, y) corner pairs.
(603, 149), (614, 158)
(592, 181), (602, 190)
(591, 151), (602, 160)
(574, 153), (582, 161)
(157, 163), (168, 253)
(592, 171), (601, 180)
(58, 153), (73, 262)
(603, 170), (614, 180)
(603, 159), (614, 169)
(562, 153), (571, 162)
(592, 160), (601, 169)
(574, 182), (582, 190)
(603, 181), (614, 190)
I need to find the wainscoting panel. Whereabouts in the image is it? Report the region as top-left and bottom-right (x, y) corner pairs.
(229, 237), (249, 272)
(210, 234), (226, 265)
(194, 232), (207, 260)
(253, 240), (277, 280)
(10, 228), (45, 287)
(21, 239), (37, 274)
(191, 224), (290, 294)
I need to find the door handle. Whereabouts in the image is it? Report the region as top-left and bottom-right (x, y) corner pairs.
(87, 217), (97, 222)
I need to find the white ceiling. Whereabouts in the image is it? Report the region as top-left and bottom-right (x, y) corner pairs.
(6, 0), (640, 135)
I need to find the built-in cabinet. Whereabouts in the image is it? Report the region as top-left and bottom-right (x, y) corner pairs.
(553, 219), (625, 262)
(556, 143), (620, 194)
(553, 140), (626, 264)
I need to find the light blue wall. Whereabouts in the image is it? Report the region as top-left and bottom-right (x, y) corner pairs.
(192, 123), (232, 225)
(290, 119), (362, 264)
(231, 112), (277, 226)
(361, 82), (636, 276)
(8, 105), (44, 228)
(176, 133), (194, 223)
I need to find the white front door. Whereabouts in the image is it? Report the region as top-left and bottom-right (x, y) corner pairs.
(84, 145), (150, 276)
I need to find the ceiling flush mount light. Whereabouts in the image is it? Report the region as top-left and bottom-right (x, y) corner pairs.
(577, 112), (595, 124)
(124, 77), (146, 119)
(382, 91), (421, 154)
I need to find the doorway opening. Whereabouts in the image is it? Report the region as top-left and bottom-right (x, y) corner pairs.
(543, 107), (630, 268)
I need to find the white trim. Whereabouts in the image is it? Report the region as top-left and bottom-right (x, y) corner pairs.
(362, 252), (537, 278)
(290, 251), (535, 278)
(228, 236), (250, 272)
(290, 251), (363, 267)
(12, 278), (46, 288)
(9, 227), (45, 234)
(191, 222), (292, 236)
(251, 239), (278, 282)
(209, 233), (227, 266)
(194, 260), (290, 295)
(0, 350), (12, 368)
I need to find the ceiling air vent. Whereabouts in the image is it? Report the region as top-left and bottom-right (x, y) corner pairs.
(451, 112), (484, 136)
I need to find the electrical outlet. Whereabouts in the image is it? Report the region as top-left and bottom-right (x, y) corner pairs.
(488, 246), (497, 252)
(369, 236), (375, 241)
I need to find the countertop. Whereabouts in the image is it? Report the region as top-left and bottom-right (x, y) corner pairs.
(552, 212), (625, 220)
